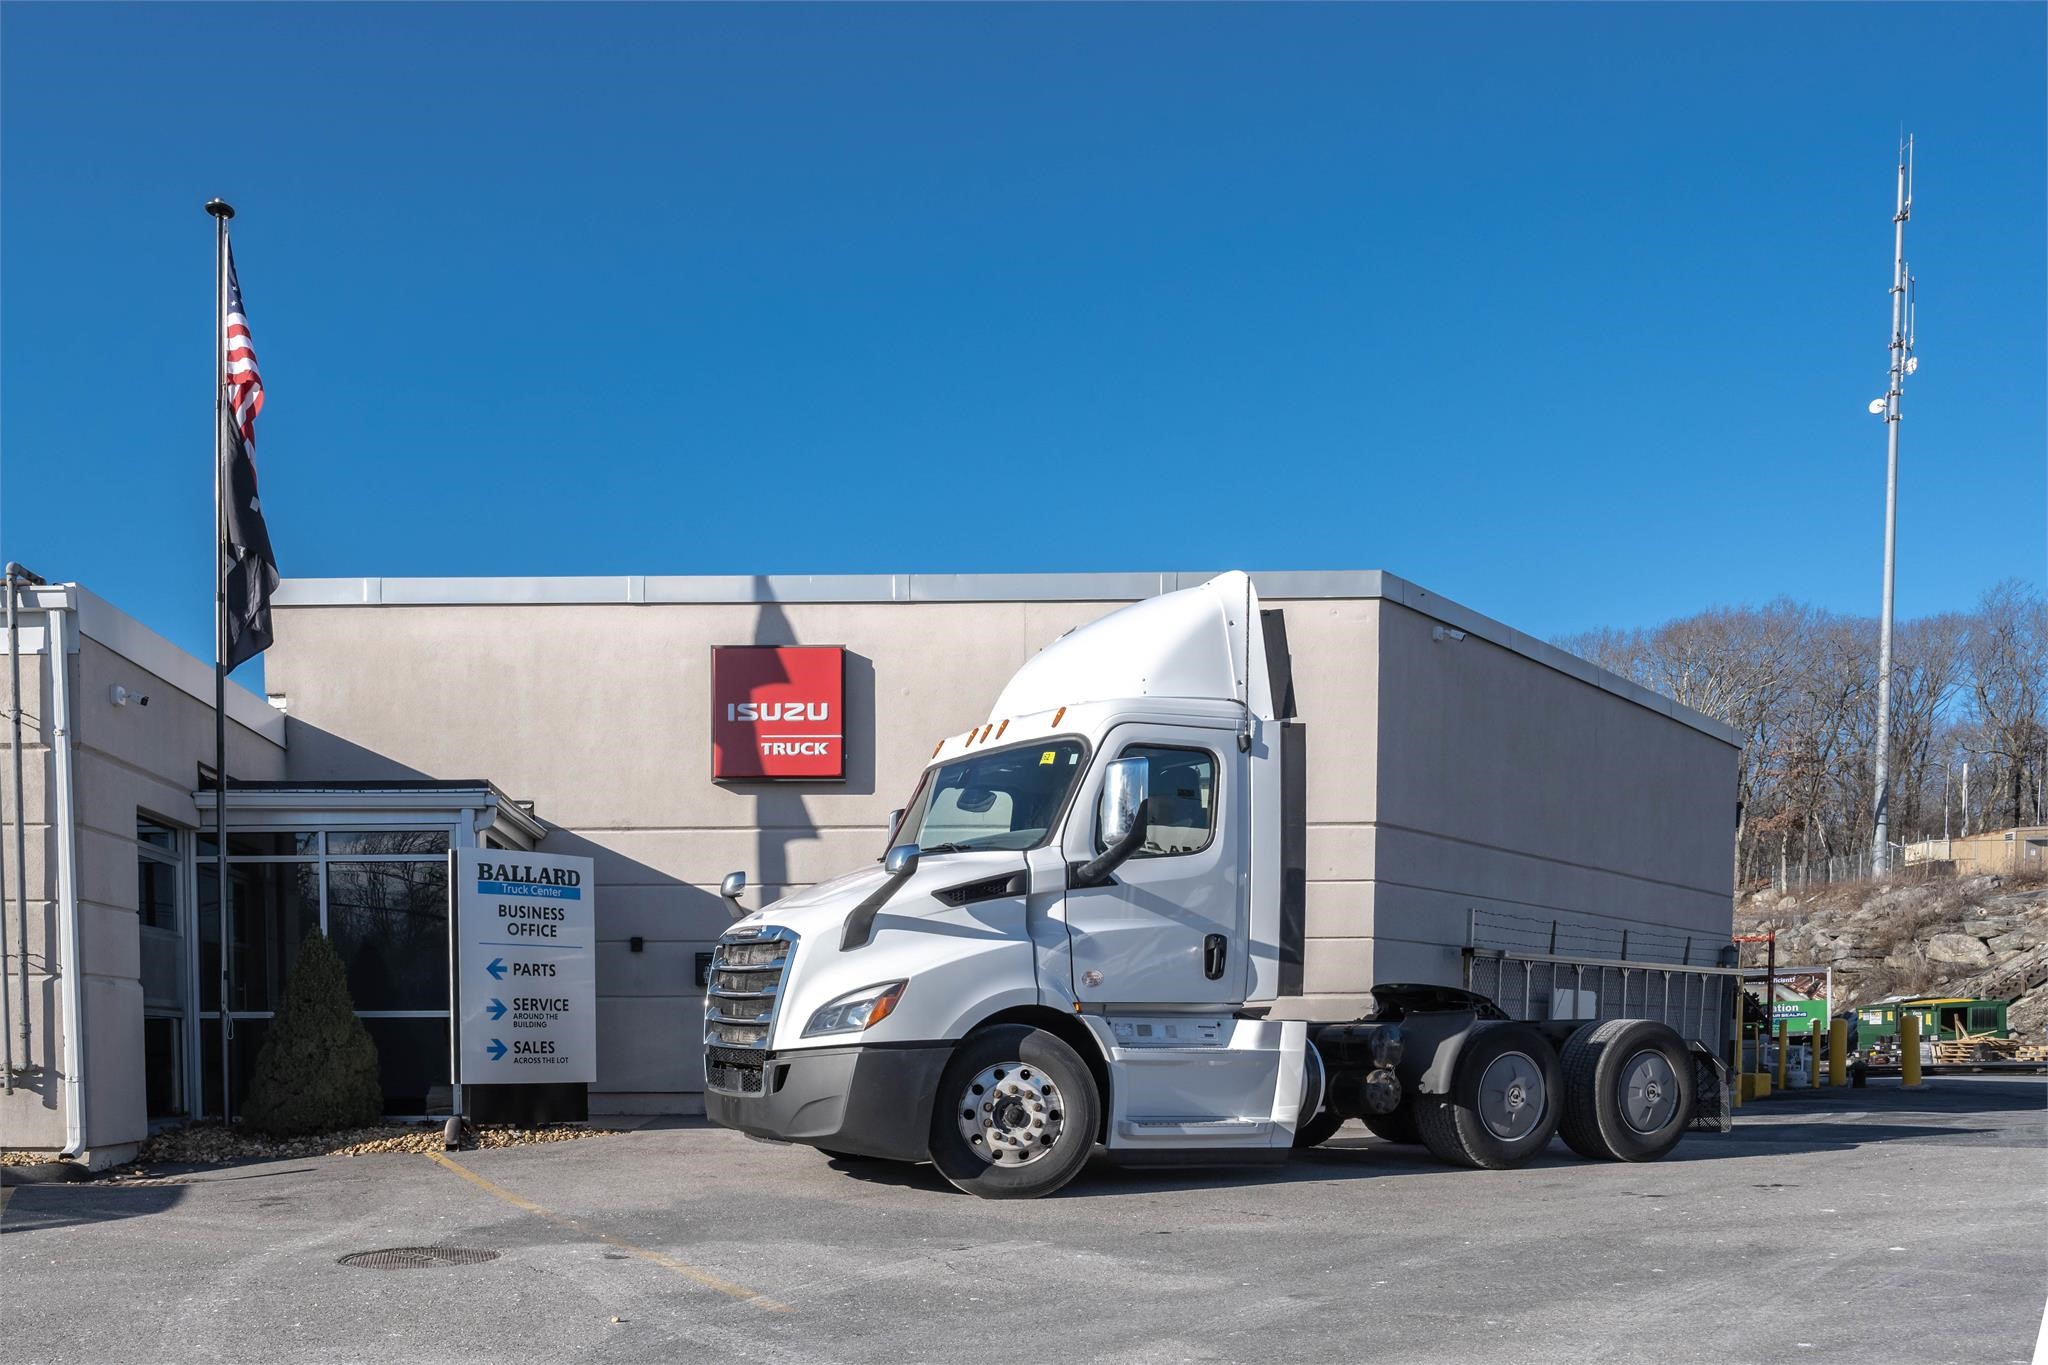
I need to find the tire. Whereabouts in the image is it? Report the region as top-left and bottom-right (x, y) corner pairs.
(1293, 1109), (1347, 1148)
(1559, 1019), (1694, 1163)
(928, 1025), (1100, 1199)
(1361, 1105), (1420, 1145)
(1414, 1023), (1563, 1170)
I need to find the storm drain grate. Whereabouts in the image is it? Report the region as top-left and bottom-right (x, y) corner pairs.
(337, 1246), (501, 1270)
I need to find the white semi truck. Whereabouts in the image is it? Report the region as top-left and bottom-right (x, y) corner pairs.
(704, 573), (1725, 1198)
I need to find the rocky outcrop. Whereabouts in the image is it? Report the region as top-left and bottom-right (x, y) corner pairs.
(1736, 876), (2048, 1040)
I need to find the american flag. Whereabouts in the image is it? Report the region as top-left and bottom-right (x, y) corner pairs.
(224, 247), (264, 448)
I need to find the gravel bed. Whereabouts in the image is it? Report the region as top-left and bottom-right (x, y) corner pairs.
(4, 1120), (619, 1175)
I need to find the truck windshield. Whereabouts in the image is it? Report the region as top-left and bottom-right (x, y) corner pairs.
(892, 739), (1086, 854)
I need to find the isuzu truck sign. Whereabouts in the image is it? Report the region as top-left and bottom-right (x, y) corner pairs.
(712, 644), (845, 780)
(452, 848), (596, 1085)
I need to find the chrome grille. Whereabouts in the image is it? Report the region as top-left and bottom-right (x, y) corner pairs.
(703, 926), (794, 1096)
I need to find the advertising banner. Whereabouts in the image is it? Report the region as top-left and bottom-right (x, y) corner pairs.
(1743, 966), (1833, 1030)
(452, 848), (596, 1085)
(712, 644), (845, 780)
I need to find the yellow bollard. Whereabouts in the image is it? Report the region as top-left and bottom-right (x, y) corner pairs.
(1901, 1013), (1923, 1088)
(1829, 1018), (1848, 1087)
(1774, 1021), (1788, 1091)
(1813, 1018), (1828, 1088)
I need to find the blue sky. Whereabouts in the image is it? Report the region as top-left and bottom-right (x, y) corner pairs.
(3, 3), (2042, 681)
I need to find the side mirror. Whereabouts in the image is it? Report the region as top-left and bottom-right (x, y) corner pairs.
(719, 870), (747, 919)
(1098, 758), (1149, 848)
(1073, 758), (1149, 887)
(843, 845), (922, 951)
(886, 808), (906, 842)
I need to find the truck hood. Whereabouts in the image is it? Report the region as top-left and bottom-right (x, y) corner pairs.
(730, 850), (1027, 945)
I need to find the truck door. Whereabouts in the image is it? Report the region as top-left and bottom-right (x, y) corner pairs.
(1059, 725), (1245, 1005)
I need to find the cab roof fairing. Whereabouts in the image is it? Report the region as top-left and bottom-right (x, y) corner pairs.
(986, 571), (1275, 725)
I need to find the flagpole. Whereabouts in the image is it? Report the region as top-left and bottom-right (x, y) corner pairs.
(206, 197), (234, 1119)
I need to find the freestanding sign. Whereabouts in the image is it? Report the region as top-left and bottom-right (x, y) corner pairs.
(452, 848), (596, 1086)
(711, 644), (845, 780)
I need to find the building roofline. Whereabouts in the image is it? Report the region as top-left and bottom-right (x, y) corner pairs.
(271, 570), (1741, 747)
(193, 779), (546, 840)
(17, 584), (285, 746)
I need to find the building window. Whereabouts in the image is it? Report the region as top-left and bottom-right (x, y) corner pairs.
(137, 817), (190, 1118)
(327, 860), (450, 1011)
(198, 825), (459, 1119)
(137, 821), (181, 932)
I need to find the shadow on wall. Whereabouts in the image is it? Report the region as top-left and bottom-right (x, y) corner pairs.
(280, 719), (433, 783)
(729, 579), (880, 915)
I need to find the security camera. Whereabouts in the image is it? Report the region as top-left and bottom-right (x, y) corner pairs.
(1431, 626), (1467, 643)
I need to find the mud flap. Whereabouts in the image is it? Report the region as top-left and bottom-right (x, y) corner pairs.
(1688, 1042), (1731, 1132)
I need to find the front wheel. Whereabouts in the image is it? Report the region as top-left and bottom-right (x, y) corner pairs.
(928, 1025), (1100, 1199)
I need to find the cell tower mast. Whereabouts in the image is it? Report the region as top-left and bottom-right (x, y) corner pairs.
(1871, 135), (1916, 876)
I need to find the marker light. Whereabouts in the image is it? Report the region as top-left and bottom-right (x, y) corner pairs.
(802, 981), (907, 1037)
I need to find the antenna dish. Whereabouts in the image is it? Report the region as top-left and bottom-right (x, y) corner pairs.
(1904, 356), (1918, 375)
(1868, 399), (1888, 415)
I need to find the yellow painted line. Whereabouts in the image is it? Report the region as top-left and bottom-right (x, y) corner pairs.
(423, 1150), (789, 1311)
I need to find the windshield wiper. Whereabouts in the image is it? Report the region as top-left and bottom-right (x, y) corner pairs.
(917, 842), (974, 855)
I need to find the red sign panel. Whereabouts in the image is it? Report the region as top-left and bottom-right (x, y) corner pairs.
(711, 645), (845, 780)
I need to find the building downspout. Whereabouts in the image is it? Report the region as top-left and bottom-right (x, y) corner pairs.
(46, 603), (86, 1157)
(3, 562), (46, 1095)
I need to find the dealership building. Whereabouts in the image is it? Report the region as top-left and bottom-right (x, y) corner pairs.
(0, 569), (1738, 1164)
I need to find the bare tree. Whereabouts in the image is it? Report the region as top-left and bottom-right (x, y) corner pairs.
(1560, 580), (2044, 890)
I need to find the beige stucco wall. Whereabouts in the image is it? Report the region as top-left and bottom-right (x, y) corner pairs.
(268, 583), (1736, 1107)
(0, 613), (284, 1156)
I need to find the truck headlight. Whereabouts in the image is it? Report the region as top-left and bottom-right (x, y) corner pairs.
(802, 981), (907, 1038)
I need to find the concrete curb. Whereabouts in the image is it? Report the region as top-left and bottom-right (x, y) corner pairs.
(1, 1161), (91, 1186)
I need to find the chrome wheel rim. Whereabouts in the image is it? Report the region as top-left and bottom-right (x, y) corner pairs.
(1476, 1050), (1546, 1142)
(955, 1062), (1065, 1166)
(1618, 1049), (1680, 1135)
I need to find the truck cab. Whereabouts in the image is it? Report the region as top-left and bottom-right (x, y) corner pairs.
(704, 573), (1709, 1197)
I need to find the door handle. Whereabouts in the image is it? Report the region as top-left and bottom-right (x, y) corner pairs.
(1203, 934), (1227, 981)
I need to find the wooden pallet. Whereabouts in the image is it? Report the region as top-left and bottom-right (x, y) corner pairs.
(1931, 1032), (2048, 1064)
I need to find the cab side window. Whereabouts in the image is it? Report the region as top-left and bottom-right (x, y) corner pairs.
(1100, 745), (1217, 857)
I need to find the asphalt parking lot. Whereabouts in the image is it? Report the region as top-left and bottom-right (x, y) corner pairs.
(4, 1075), (2043, 1365)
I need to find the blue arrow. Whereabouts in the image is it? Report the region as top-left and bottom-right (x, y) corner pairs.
(486, 958), (507, 980)
(487, 998), (507, 1021)
(487, 1038), (507, 1061)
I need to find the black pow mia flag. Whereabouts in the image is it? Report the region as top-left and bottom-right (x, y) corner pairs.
(220, 415), (279, 668)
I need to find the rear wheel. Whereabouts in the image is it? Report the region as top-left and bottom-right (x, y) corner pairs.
(928, 1025), (1100, 1199)
(1414, 1023), (1562, 1170)
(1559, 1019), (1693, 1162)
